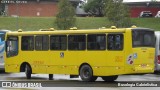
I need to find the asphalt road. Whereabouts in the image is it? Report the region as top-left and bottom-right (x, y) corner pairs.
(0, 72), (160, 81)
(0, 71), (160, 90)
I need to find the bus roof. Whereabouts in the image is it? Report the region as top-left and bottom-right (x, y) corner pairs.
(7, 28), (127, 36)
(6, 27), (153, 36)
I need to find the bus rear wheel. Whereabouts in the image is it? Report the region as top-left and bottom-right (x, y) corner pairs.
(101, 75), (118, 82)
(25, 64), (32, 79)
(80, 65), (97, 82)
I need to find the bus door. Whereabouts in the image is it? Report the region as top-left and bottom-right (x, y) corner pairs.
(131, 29), (155, 72)
(5, 36), (19, 72)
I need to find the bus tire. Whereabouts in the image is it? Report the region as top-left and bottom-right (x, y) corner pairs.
(154, 70), (160, 74)
(80, 65), (97, 82)
(101, 75), (118, 82)
(25, 64), (32, 79)
(49, 74), (53, 80)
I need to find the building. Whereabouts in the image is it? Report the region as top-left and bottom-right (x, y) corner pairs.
(4, 0), (79, 17)
(2, 0), (160, 17)
(76, 1), (160, 17)
(125, 1), (160, 17)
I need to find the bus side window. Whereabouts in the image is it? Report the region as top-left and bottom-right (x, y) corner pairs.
(50, 35), (67, 50)
(107, 34), (123, 50)
(68, 35), (86, 50)
(21, 36), (34, 51)
(87, 34), (106, 50)
(35, 35), (49, 51)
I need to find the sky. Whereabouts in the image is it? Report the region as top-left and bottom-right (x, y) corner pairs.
(123, 0), (160, 2)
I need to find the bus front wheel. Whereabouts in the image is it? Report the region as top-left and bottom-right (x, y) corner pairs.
(101, 75), (118, 82)
(80, 65), (97, 82)
(25, 64), (32, 79)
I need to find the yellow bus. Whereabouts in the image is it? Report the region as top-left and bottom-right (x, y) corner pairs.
(4, 26), (155, 82)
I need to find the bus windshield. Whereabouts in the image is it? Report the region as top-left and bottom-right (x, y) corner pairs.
(132, 29), (155, 47)
(0, 33), (5, 41)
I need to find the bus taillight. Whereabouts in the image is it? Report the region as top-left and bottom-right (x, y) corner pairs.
(157, 55), (160, 64)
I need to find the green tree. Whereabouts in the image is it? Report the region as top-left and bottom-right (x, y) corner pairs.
(0, 1), (5, 16)
(83, 0), (105, 17)
(105, 0), (132, 27)
(55, 0), (76, 30)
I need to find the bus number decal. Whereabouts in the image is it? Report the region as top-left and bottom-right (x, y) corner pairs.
(33, 61), (44, 64)
(115, 56), (123, 62)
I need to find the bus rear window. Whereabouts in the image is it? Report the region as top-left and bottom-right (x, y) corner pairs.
(132, 29), (155, 47)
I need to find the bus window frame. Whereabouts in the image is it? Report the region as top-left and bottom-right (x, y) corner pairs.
(21, 36), (34, 51)
(87, 34), (106, 51)
(68, 34), (86, 51)
(6, 36), (19, 57)
(35, 35), (49, 51)
(50, 35), (67, 51)
(107, 33), (124, 51)
(0, 32), (5, 41)
(132, 29), (155, 48)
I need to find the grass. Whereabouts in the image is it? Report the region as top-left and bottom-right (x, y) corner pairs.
(132, 18), (160, 31)
(0, 17), (55, 31)
(0, 17), (160, 31)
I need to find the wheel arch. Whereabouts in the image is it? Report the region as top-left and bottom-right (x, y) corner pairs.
(79, 63), (93, 75)
(20, 62), (32, 73)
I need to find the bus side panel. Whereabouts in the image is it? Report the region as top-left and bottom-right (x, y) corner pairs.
(45, 51), (125, 76)
(124, 29), (135, 74)
(92, 51), (125, 76)
(5, 64), (20, 73)
(46, 51), (79, 75)
(50, 51), (125, 76)
(20, 51), (48, 74)
(5, 55), (19, 72)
